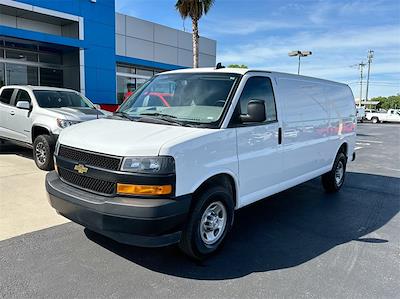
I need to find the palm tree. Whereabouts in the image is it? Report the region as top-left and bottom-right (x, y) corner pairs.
(175, 0), (215, 68)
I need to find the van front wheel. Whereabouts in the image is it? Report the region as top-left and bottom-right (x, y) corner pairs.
(179, 185), (234, 260)
(322, 152), (347, 193)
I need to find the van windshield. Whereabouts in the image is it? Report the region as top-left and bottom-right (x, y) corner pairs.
(34, 90), (94, 109)
(118, 73), (240, 127)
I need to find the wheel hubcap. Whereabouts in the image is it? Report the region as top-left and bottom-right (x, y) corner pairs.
(200, 201), (227, 245)
(35, 142), (46, 164)
(335, 161), (344, 185)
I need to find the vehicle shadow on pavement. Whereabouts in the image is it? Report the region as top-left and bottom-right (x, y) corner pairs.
(85, 172), (399, 280)
(0, 141), (33, 160)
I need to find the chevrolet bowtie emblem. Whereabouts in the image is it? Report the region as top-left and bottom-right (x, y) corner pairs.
(74, 164), (88, 174)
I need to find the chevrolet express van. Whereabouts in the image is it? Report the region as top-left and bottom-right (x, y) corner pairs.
(46, 67), (356, 259)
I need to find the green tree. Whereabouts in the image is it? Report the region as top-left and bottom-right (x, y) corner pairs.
(175, 0), (215, 68)
(372, 94), (400, 110)
(228, 64), (248, 68)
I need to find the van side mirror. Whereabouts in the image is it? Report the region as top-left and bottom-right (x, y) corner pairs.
(240, 100), (266, 123)
(16, 101), (31, 110)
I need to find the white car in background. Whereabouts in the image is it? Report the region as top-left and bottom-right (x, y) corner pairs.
(365, 109), (400, 123)
(0, 85), (109, 170)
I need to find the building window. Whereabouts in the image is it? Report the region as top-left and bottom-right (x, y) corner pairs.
(0, 63), (5, 88)
(6, 63), (38, 85)
(116, 63), (164, 104)
(0, 39), (76, 90)
(6, 50), (38, 62)
(40, 68), (63, 87)
(39, 52), (62, 64)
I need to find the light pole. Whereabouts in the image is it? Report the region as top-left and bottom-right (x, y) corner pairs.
(365, 50), (374, 102)
(288, 50), (312, 75)
(358, 61), (366, 108)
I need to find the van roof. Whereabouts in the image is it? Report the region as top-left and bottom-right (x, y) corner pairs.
(161, 67), (348, 86)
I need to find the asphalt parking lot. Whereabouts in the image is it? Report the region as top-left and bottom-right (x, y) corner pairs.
(0, 123), (399, 298)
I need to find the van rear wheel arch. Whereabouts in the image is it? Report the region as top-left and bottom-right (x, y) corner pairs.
(338, 142), (348, 157)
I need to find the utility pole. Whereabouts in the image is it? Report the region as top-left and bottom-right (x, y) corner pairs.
(358, 61), (366, 108)
(365, 50), (374, 102)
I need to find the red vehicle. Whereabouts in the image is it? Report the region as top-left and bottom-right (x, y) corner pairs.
(143, 92), (171, 107)
(100, 92), (171, 112)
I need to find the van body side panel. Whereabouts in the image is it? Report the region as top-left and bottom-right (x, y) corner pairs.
(277, 77), (331, 181)
(277, 77), (356, 184)
(325, 84), (357, 165)
(159, 129), (239, 203)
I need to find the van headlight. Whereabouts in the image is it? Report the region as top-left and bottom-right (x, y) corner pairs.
(121, 156), (175, 174)
(57, 119), (80, 128)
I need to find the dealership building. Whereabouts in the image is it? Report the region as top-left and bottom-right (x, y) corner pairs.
(0, 0), (217, 105)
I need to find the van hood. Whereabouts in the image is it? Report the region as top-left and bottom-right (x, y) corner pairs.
(46, 107), (109, 121)
(58, 118), (202, 156)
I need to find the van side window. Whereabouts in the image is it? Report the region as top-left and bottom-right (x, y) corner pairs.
(15, 89), (31, 105)
(239, 77), (277, 122)
(0, 88), (14, 105)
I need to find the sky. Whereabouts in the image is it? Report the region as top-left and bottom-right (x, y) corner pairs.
(115, 0), (400, 98)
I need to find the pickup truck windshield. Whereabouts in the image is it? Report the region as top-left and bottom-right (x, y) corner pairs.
(33, 90), (94, 109)
(118, 73), (240, 126)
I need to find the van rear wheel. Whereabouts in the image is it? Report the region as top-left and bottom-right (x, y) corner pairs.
(322, 152), (347, 193)
(179, 185), (234, 260)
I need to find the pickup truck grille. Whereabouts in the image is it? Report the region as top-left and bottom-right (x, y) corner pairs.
(58, 168), (115, 195)
(58, 145), (122, 171)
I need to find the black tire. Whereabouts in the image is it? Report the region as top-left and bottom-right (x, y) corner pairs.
(179, 184), (234, 260)
(33, 135), (55, 171)
(322, 151), (347, 193)
(371, 117), (379, 124)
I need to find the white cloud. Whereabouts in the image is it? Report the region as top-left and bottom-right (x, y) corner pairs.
(217, 24), (400, 96)
(204, 19), (302, 35)
(218, 25), (400, 65)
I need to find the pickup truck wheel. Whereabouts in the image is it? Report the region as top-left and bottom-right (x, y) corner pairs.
(179, 185), (234, 260)
(371, 117), (379, 124)
(322, 152), (347, 193)
(33, 135), (54, 171)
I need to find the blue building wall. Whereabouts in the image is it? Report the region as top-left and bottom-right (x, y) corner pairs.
(13, 0), (117, 104)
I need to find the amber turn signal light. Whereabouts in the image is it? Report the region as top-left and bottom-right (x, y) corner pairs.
(117, 183), (172, 195)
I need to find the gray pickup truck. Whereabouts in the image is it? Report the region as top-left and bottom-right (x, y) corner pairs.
(0, 85), (108, 170)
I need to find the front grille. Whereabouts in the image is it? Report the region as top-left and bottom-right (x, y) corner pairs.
(58, 168), (115, 195)
(58, 145), (121, 171)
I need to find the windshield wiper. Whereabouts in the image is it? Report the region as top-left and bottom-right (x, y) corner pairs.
(113, 111), (134, 121)
(138, 112), (194, 127)
(140, 112), (178, 118)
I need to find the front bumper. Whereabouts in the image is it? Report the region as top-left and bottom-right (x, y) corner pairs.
(46, 171), (191, 247)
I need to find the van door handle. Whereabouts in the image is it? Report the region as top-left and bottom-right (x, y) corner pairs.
(10, 110), (15, 115)
(278, 127), (282, 145)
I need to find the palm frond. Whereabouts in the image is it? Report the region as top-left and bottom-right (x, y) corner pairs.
(175, 0), (215, 20)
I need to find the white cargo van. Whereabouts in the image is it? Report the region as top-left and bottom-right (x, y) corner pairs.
(46, 67), (356, 259)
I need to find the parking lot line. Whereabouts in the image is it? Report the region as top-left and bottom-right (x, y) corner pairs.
(357, 139), (383, 144)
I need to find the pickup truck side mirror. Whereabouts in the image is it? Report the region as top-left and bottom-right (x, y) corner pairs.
(240, 100), (266, 123)
(16, 101), (31, 110)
